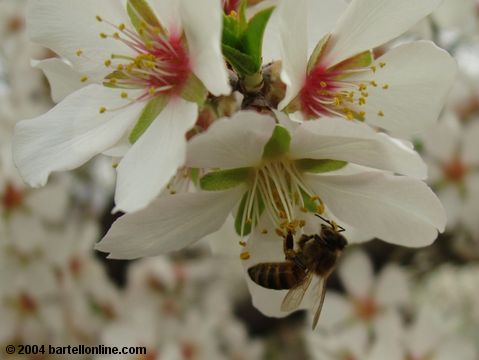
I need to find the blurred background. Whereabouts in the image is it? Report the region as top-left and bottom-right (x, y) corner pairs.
(0, 0), (478, 359)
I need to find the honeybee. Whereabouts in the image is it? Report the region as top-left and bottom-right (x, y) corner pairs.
(247, 215), (347, 329)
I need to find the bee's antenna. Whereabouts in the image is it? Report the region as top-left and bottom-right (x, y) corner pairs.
(315, 214), (346, 232)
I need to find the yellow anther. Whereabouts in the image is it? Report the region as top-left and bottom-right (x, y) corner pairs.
(300, 207), (308, 213)
(320, 81), (328, 88)
(119, 23), (126, 31)
(310, 195), (320, 201)
(239, 240), (247, 247)
(99, 107), (107, 114)
(346, 111), (354, 120)
(121, 92), (128, 99)
(378, 111), (385, 117)
(358, 83), (367, 91)
(113, 32), (120, 39)
(80, 76), (89, 83)
(148, 87), (156, 95)
(96, 15), (103, 22)
(370, 65), (377, 73)
(316, 203), (325, 214)
(104, 59), (112, 67)
(370, 80), (378, 87)
(100, 32), (108, 39)
(117, 64), (124, 71)
(361, 92), (369, 97)
(334, 97), (342, 106)
(358, 98), (366, 106)
(359, 111), (366, 117)
(246, 218), (252, 225)
(76, 49), (83, 57)
(275, 229), (285, 237)
(382, 84), (389, 90)
(379, 62), (386, 68)
(278, 211), (287, 219)
(299, 220), (306, 227)
(240, 252), (251, 260)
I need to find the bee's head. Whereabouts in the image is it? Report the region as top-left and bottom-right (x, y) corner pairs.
(320, 224), (348, 251)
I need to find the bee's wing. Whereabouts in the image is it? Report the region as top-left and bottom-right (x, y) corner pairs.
(280, 272), (313, 312)
(311, 276), (329, 330)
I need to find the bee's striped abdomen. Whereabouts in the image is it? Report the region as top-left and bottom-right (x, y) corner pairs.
(248, 262), (306, 290)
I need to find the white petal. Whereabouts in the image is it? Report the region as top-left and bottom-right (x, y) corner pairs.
(33, 58), (92, 103)
(406, 306), (445, 357)
(180, 0), (230, 96)
(375, 265), (410, 307)
(324, 0), (442, 66)
(205, 215), (240, 257)
(13, 85), (144, 187)
(27, 0), (133, 77)
(186, 111), (276, 169)
(115, 99), (197, 212)
(338, 250), (374, 299)
(277, 0), (309, 108)
(462, 119), (479, 166)
(305, 171), (446, 247)
(356, 41), (456, 137)
(96, 188), (244, 259)
(422, 112), (460, 164)
(290, 118), (427, 178)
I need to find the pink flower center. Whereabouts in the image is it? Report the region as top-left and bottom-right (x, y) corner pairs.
(353, 297), (379, 321)
(2, 183), (24, 210)
(79, 15), (192, 114)
(298, 56), (389, 121)
(443, 157), (468, 183)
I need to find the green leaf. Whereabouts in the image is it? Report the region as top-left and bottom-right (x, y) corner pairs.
(127, 0), (162, 35)
(262, 125), (291, 159)
(222, 44), (259, 75)
(181, 74), (208, 106)
(129, 95), (168, 144)
(296, 159), (348, 173)
(242, 7), (274, 65)
(200, 168), (253, 191)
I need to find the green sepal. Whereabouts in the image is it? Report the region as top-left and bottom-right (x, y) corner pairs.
(300, 189), (317, 213)
(221, 4), (275, 76)
(180, 74), (208, 106)
(190, 168), (200, 187)
(262, 125), (291, 159)
(242, 7), (274, 66)
(234, 190), (265, 237)
(296, 159), (348, 173)
(330, 50), (373, 79)
(200, 168), (253, 191)
(222, 44), (259, 75)
(127, 0), (163, 35)
(128, 95), (169, 144)
(307, 33), (331, 74)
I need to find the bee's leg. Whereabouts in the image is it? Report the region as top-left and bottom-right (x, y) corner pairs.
(283, 231), (296, 260)
(298, 234), (314, 250)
